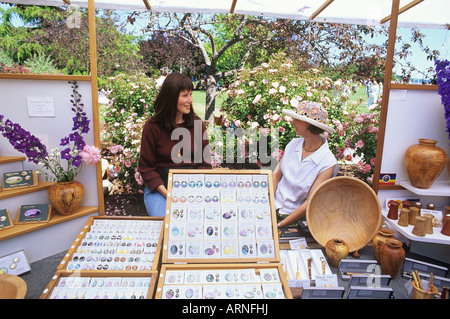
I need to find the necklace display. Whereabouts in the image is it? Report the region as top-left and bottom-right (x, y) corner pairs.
(303, 138), (324, 153)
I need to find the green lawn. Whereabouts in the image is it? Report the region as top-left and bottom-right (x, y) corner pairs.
(192, 90), (226, 119)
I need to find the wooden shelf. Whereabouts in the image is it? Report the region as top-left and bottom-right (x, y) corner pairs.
(382, 210), (450, 245)
(0, 181), (54, 200)
(399, 180), (450, 197)
(0, 74), (91, 81)
(0, 206), (98, 241)
(378, 184), (405, 191)
(0, 156), (26, 164)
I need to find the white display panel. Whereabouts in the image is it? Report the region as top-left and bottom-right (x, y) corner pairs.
(380, 89), (449, 184)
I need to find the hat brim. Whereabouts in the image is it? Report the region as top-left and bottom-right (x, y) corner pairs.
(282, 109), (335, 133)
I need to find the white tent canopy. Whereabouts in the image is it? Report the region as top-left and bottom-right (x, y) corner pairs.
(3, 0), (450, 29)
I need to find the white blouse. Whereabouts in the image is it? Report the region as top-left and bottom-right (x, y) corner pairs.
(274, 137), (338, 215)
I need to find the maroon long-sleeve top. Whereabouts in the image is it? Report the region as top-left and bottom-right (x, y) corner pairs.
(138, 117), (212, 192)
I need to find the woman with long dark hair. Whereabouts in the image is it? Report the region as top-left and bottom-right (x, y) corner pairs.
(138, 72), (212, 216)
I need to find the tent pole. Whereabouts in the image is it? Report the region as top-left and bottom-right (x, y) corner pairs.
(88, 0), (105, 215)
(372, 0), (400, 193)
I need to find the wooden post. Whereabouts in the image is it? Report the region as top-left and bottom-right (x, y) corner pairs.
(88, 0), (105, 215)
(372, 0), (400, 193)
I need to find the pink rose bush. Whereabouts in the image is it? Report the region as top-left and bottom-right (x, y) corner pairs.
(101, 73), (158, 193)
(218, 52), (350, 165)
(218, 52), (380, 183)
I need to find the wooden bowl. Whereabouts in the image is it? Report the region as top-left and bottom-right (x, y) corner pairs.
(0, 274), (27, 299)
(306, 176), (382, 252)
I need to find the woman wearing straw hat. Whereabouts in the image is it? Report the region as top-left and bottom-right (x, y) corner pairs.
(274, 101), (339, 228)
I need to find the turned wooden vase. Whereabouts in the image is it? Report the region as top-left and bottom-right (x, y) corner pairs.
(47, 181), (84, 216)
(404, 139), (447, 189)
(386, 200), (400, 220)
(325, 238), (349, 268)
(379, 238), (405, 279)
(372, 227), (395, 263)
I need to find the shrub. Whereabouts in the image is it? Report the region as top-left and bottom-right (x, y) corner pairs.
(24, 53), (61, 74)
(218, 53), (350, 167)
(101, 73), (158, 193)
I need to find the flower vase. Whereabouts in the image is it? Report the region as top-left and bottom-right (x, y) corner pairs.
(47, 181), (84, 216)
(379, 238), (405, 279)
(404, 139), (447, 189)
(372, 227), (395, 263)
(325, 238), (349, 268)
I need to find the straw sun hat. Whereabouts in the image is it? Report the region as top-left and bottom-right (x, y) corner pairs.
(282, 101), (335, 133)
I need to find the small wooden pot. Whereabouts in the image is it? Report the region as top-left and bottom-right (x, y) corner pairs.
(325, 238), (349, 268)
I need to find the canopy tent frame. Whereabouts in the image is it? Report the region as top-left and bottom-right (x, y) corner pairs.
(0, 0), (448, 196)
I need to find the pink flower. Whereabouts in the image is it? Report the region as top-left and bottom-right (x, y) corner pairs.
(356, 139), (364, 148)
(134, 171), (144, 185)
(271, 148), (284, 161)
(110, 145), (123, 154)
(368, 126), (379, 133)
(79, 145), (101, 165)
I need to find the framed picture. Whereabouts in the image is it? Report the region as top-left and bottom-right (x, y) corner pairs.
(15, 204), (52, 224)
(2, 170), (38, 191)
(0, 208), (13, 230)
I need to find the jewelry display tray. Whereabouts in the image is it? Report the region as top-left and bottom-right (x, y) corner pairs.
(40, 216), (164, 299)
(162, 169), (281, 264)
(57, 216), (164, 272)
(155, 263), (293, 299)
(40, 269), (159, 299)
(157, 169), (292, 299)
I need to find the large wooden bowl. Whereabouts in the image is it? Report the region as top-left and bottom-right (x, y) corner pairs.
(306, 176), (382, 252)
(0, 274), (27, 299)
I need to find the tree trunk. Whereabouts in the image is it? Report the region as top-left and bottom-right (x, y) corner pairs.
(205, 75), (217, 124)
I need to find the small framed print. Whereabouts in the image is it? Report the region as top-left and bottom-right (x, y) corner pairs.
(2, 170), (38, 190)
(15, 204), (52, 224)
(379, 173), (396, 185)
(0, 208), (13, 230)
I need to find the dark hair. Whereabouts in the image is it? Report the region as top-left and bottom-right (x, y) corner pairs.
(150, 72), (195, 131)
(307, 124), (324, 135)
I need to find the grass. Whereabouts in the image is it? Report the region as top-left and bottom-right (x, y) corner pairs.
(192, 90), (227, 120)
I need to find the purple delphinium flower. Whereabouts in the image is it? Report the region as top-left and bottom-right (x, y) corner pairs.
(435, 59), (450, 146)
(0, 81), (94, 182)
(60, 148), (72, 161)
(0, 117), (48, 165)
